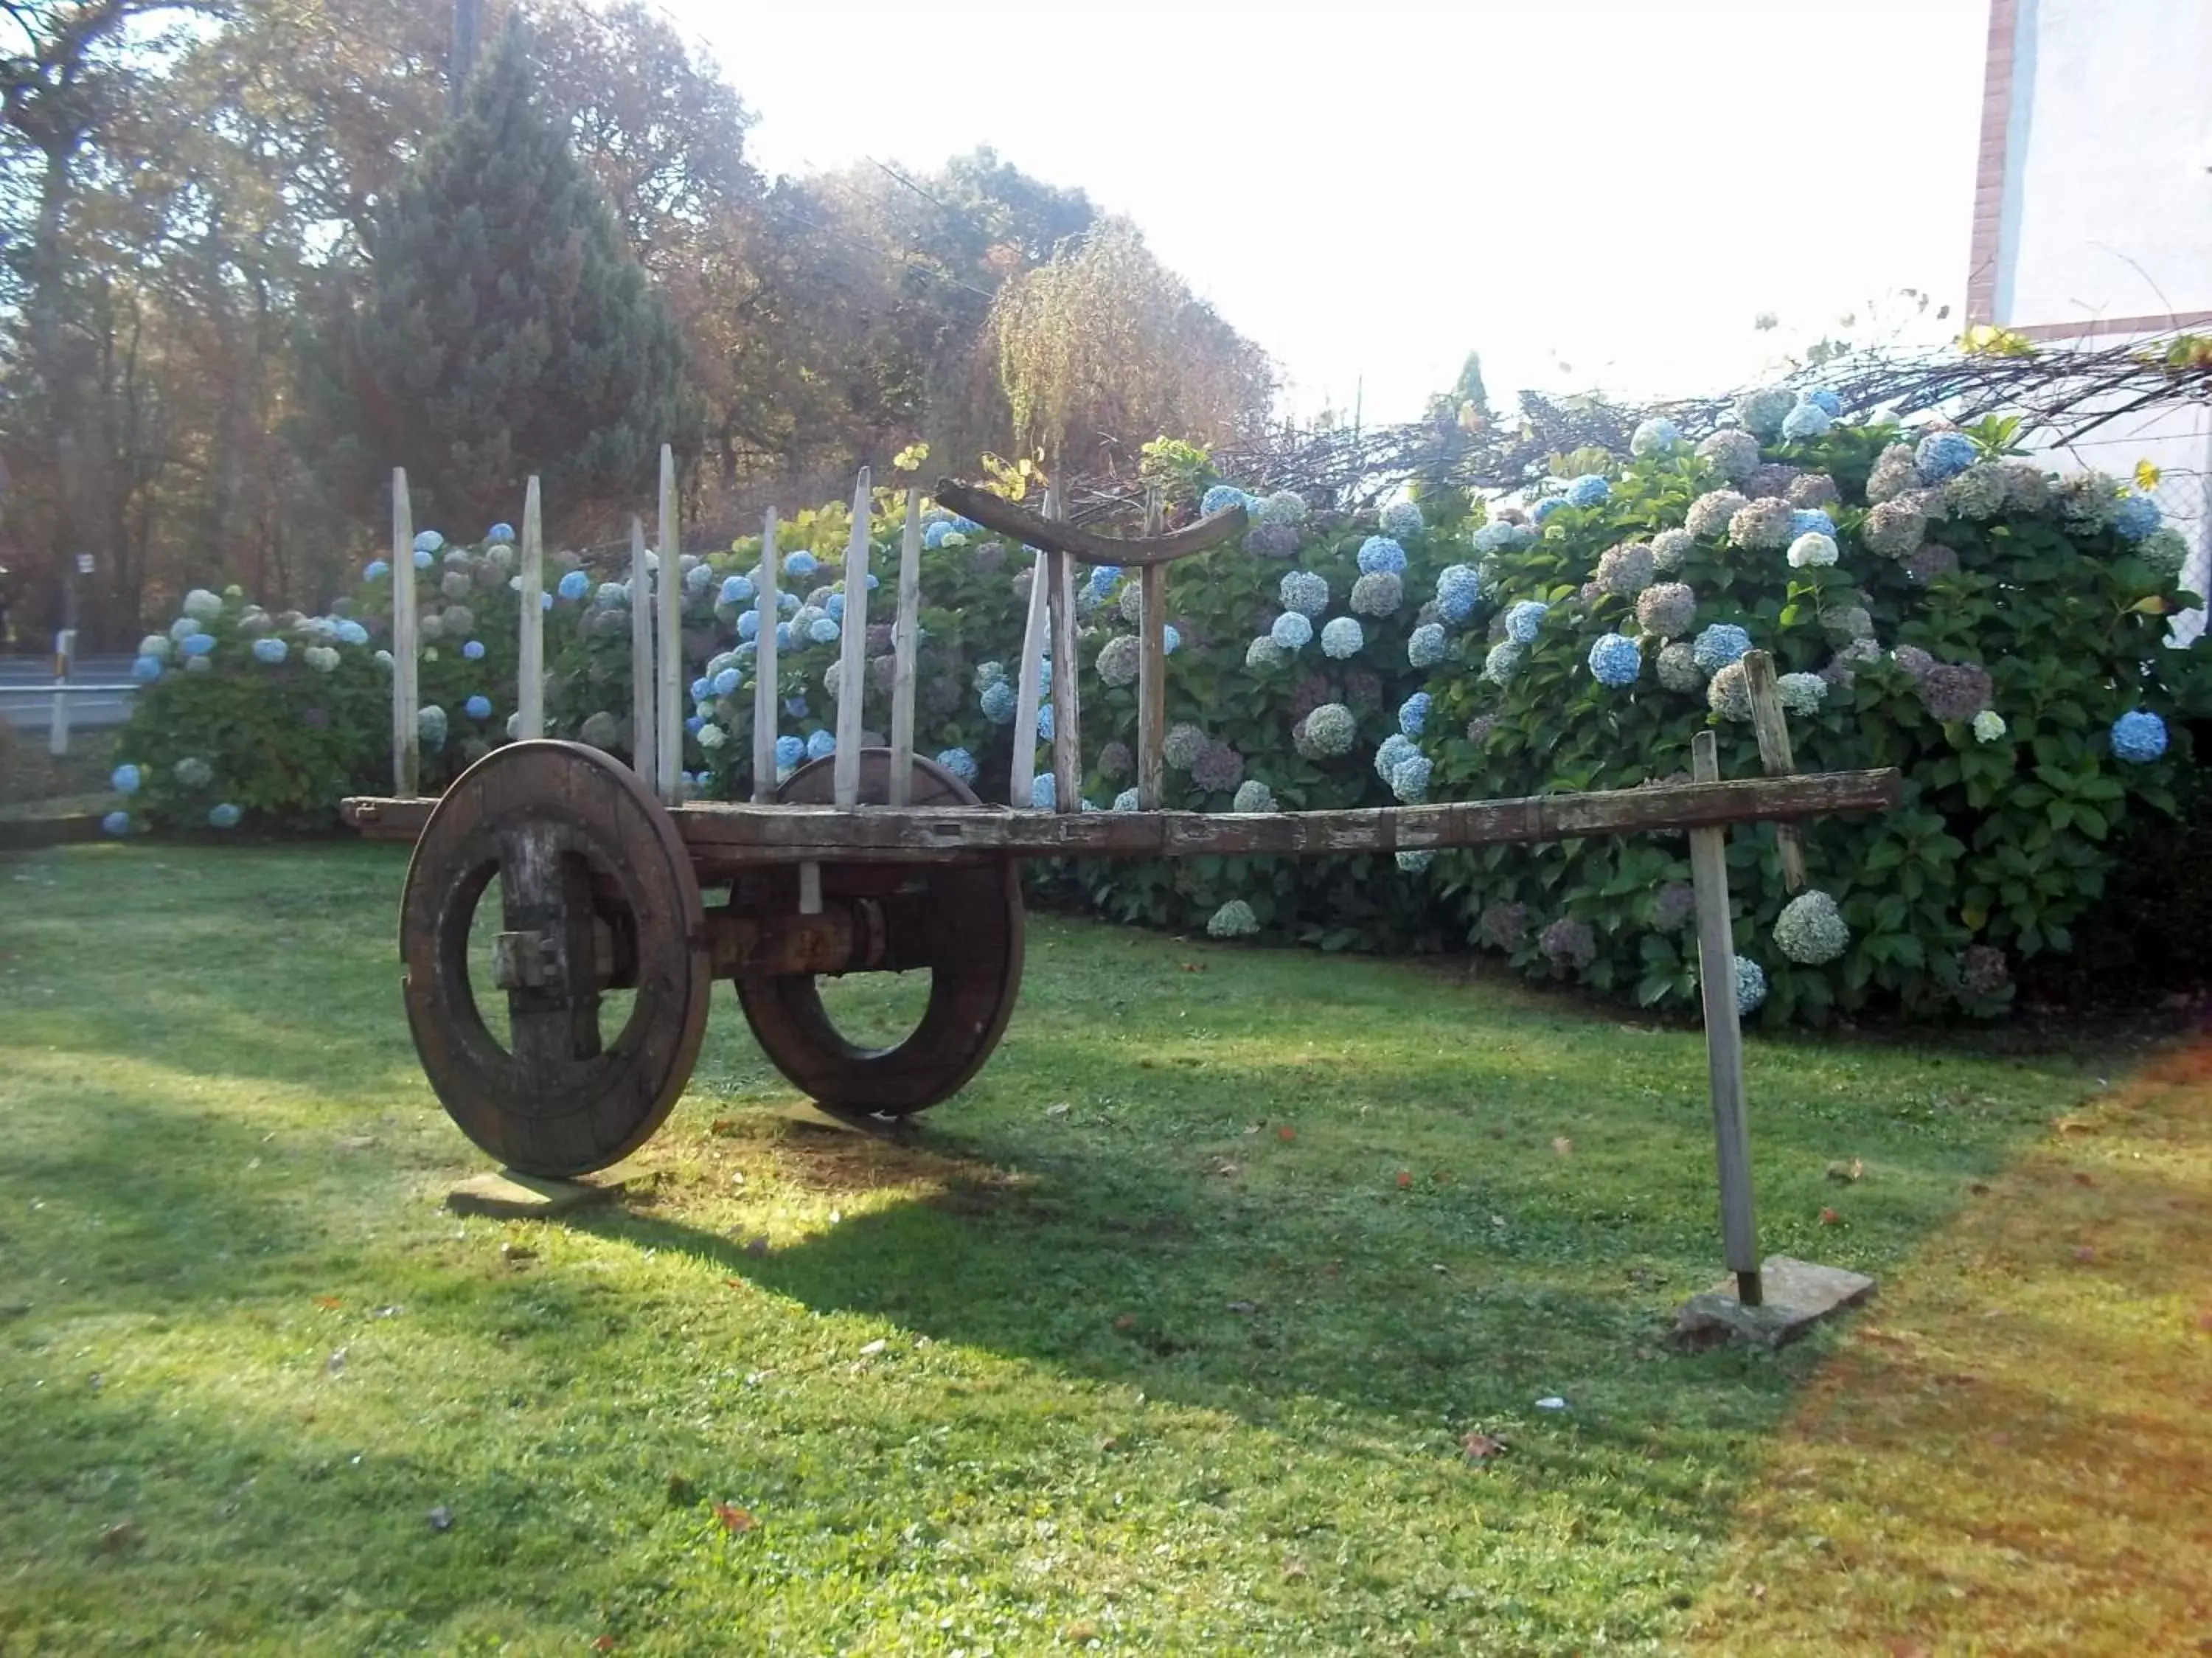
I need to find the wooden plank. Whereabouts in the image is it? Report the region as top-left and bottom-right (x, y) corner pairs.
(1136, 488), (1166, 811)
(515, 476), (545, 739)
(390, 469), (420, 795)
(934, 477), (1246, 568)
(832, 468), (871, 807)
(752, 507), (779, 802)
(1009, 530), (1051, 808)
(1688, 729), (1761, 1306)
(627, 516), (654, 780)
(888, 490), (922, 808)
(1046, 486), (1080, 814)
(655, 445), (681, 803)
(1739, 649), (1808, 892)
(342, 766), (1901, 857)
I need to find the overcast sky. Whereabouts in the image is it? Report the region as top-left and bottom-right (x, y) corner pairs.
(660, 0), (1991, 423)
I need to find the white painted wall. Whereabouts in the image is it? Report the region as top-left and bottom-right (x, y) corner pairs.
(1996, 0), (2212, 328)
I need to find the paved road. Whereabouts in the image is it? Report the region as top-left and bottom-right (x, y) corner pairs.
(0, 654), (138, 731)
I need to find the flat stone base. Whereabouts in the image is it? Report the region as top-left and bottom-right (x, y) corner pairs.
(1670, 1255), (1877, 1350)
(776, 1101), (917, 1142)
(445, 1168), (625, 1218)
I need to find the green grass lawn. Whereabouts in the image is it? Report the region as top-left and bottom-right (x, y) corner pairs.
(0, 842), (2110, 1655)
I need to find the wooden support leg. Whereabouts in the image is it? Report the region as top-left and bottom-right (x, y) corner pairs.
(1009, 530), (1050, 808)
(832, 469), (871, 808)
(516, 476), (544, 740)
(752, 508), (780, 802)
(655, 445), (682, 804)
(628, 517), (655, 780)
(1689, 729), (1761, 1306)
(888, 490), (922, 808)
(1136, 490), (1166, 811)
(1740, 650), (1807, 892)
(390, 469), (420, 795)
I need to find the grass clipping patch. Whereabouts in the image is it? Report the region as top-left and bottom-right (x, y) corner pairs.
(1690, 1038), (2212, 1656)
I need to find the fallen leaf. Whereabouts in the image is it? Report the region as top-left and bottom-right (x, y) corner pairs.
(743, 1235), (771, 1257)
(709, 1118), (738, 1137)
(427, 1505), (453, 1532)
(1046, 1102), (1071, 1117)
(858, 1339), (887, 1358)
(1276, 1125), (1295, 1142)
(1113, 1314), (1136, 1331)
(1534, 1395), (1567, 1411)
(1826, 1158), (1863, 1183)
(326, 1347), (347, 1376)
(1226, 1300), (1257, 1315)
(1179, 962), (1206, 974)
(1063, 1620), (1102, 1643)
(335, 1134), (376, 1151)
(1281, 1557), (1308, 1581)
(2055, 1117), (2096, 1135)
(1551, 1136), (1573, 1156)
(1819, 1207), (1842, 1225)
(2073, 1244), (2096, 1263)
(499, 1241), (535, 1263)
(1461, 1432), (1506, 1462)
(1396, 1170), (1413, 1189)
(2072, 1172), (2096, 1187)
(594, 1639), (617, 1653)
(1211, 1160), (1239, 1178)
(98, 1519), (139, 1553)
(314, 1295), (341, 1311)
(714, 1503), (754, 1533)
(1243, 1122), (1262, 1136)
(1967, 1181), (1990, 1196)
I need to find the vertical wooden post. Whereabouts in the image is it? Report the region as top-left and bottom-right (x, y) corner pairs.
(888, 489), (922, 807)
(655, 445), (681, 804)
(1009, 533), (1050, 808)
(752, 508), (779, 802)
(1739, 650), (1809, 893)
(1136, 488), (1167, 811)
(390, 469), (420, 795)
(1046, 488), (1081, 814)
(1689, 729), (1761, 1306)
(627, 517), (655, 779)
(516, 476), (545, 740)
(832, 469), (871, 808)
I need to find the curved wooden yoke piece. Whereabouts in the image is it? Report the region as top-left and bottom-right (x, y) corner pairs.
(933, 479), (1248, 568)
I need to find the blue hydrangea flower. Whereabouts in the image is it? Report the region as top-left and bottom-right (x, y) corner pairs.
(335, 620), (369, 646)
(691, 676), (714, 703)
(1087, 563), (1121, 599)
(1531, 497), (1568, 525)
(1321, 616), (1363, 659)
(923, 520), (955, 550)
(1358, 535), (1408, 575)
(773, 622), (795, 651)
(364, 558), (391, 582)
(555, 570), (588, 602)
(1779, 402), (1833, 441)
(2111, 493), (2161, 542)
(1279, 569), (1330, 617)
(102, 811), (132, 837)
(1380, 500), (1425, 538)
(1270, 611), (1314, 651)
(1435, 563), (1484, 623)
(170, 617), (203, 642)
(806, 729), (835, 762)
(826, 592), (846, 622)
(1691, 622), (1753, 672)
(456, 639), (484, 662)
(720, 575), (755, 606)
(1200, 484), (1247, 516)
(981, 680), (1018, 724)
(1472, 520), (1534, 553)
(1163, 625), (1182, 656)
(1030, 773), (1057, 810)
(1396, 849), (1436, 873)
(739, 611), (760, 641)
(1802, 388), (1843, 417)
(2110, 709), (2168, 763)
(808, 617), (841, 645)
(935, 747), (978, 785)
(464, 694), (493, 721)
(207, 802), (243, 830)
(1588, 632), (1642, 686)
(1566, 474), (1611, 509)
(1408, 623), (1448, 667)
(774, 734), (805, 769)
(1790, 508), (1837, 540)
(1630, 416), (1683, 456)
(174, 632), (211, 660)
(111, 763), (142, 795)
(251, 637), (288, 665)
(414, 530), (444, 555)
(785, 695), (810, 719)
(418, 705), (447, 746)
(782, 550), (818, 580)
(1112, 787), (1141, 812)
(1390, 753), (1432, 803)
(1915, 431), (1978, 482)
(1037, 702), (1054, 740)
(1504, 600), (1548, 645)
(1374, 733), (1418, 783)
(1398, 692), (1430, 736)
(712, 667), (741, 698)
(1733, 957), (1767, 1016)
(778, 591), (799, 614)
(131, 655), (164, 683)
(412, 547), (435, 570)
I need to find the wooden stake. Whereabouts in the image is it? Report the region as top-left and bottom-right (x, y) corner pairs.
(1739, 649), (1809, 893)
(516, 476), (544, 740)
(1010, 532), (1050, 809)
(752, 507), (780, 803)
(1689, 729), (1761, 1306)
(1046, 487), (1081, 814)
(627, 516), (654, 779)
(888, 489), (922, 807)
(390, 469), (420, 795)
(1136, 488), (1166, 811)
(655, 445), (681, 804)
(832, 469), (871, 808)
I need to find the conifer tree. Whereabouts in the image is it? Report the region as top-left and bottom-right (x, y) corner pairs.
(300, 15), (686, 533)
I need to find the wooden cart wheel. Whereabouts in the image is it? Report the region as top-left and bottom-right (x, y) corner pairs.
(733, 750), (1023, 1116)
(400, 739), (712, 1176)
